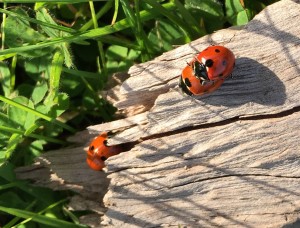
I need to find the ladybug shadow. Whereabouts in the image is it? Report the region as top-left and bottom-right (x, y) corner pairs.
(195, 57), (286, 107)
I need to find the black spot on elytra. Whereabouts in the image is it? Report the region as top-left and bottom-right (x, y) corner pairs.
(222, 60), (227, 66)
(219, 73), (223, 78)
(101, 156), (107, 161)
(103, 140), (108, 147)
(89, 146), (94, 151)
(215, 49), (220, 53)
(179, 76), (193, 96)
(184, 78), (192, 87)
(205, 59), (214, 68)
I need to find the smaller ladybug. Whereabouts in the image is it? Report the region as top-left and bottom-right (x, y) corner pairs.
(180, 45), (235, 96)
(86, 132), (122, 171)
(86, 155), (105, 171)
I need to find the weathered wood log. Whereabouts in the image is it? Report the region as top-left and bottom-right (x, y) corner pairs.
(16, 0), (300, 227)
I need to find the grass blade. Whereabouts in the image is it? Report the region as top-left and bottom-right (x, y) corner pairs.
(79, 0), (114, 31)
(143, 0), (194, 41)
(3, 0), (100, 2)
(0, 125), (66, 144)
(172, 0), (206, 36)
(0, 8), (76, 34)
(11, 199), (68, 227)
(0, 95), (75, 133)
(0, 205), (87, 228)
(111, 0), (119, 25)
(0, 2), (176, 56)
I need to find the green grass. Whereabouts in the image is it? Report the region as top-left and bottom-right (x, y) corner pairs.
(0, 0), (279, 227)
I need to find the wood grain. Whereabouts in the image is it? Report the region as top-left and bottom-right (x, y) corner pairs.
(16, 0), (300, 227)
(102, 111), (300, 227)
(101, 0), (300, 145)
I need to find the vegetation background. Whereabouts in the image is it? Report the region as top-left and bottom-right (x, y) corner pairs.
(0, 0), (279, 227)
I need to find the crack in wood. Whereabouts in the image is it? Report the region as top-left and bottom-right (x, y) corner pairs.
(139, 106), (300, 144)
(170, 174), (300, 189)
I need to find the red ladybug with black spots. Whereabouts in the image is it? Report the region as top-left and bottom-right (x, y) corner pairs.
(86, 132), (122, 171)
(180, 45), (235, 96)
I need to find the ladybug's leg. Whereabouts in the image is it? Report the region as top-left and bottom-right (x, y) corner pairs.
(228, 74), (233, 79)
(227, 61), (236, 79)
(200, 79), (214, 86)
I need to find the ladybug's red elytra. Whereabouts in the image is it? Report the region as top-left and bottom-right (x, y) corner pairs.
(180, 45), (235, 96)
(86, 132), (122, 171)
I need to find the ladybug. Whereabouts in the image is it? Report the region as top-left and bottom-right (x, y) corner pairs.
(86, 132), (122, 171)
(86, 155), (105, 171)
(180, 45), (235, 96)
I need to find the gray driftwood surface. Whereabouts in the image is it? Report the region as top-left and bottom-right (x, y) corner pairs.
(16, 0), (300, 227)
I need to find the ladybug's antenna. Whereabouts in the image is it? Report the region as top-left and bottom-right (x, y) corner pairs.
(193, 56), (200, 63)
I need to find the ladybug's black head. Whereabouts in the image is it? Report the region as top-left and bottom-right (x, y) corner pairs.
(193, 61), (209, 82)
